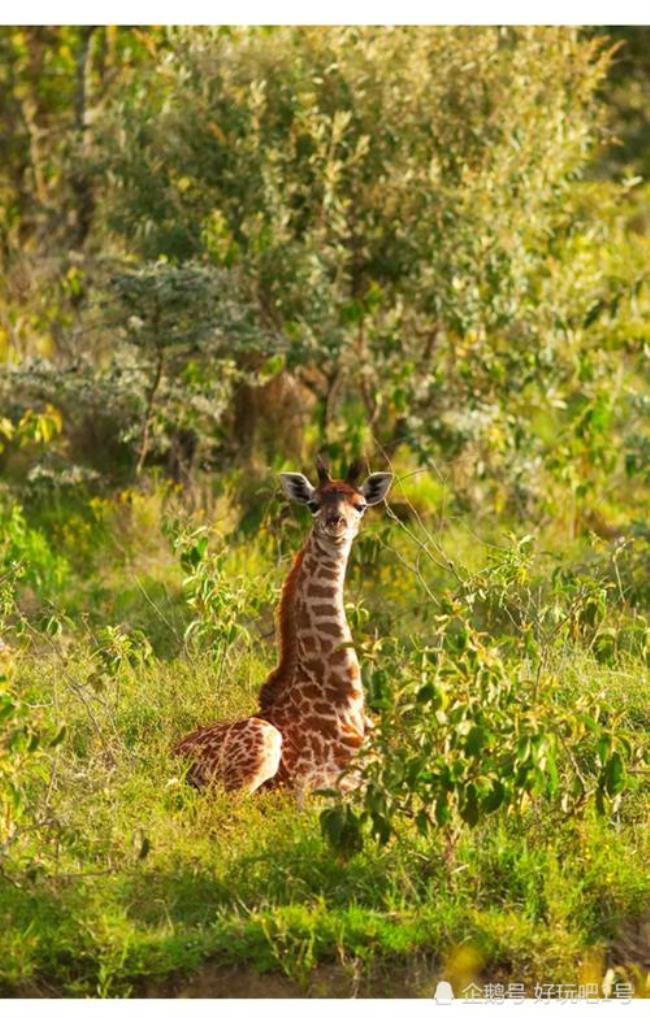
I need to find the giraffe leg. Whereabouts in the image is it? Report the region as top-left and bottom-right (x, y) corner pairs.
(174, 716), (282, 794)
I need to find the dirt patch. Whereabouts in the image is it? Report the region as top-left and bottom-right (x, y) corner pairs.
(609, 911), (650, 971)
(142, 957), (442, 998)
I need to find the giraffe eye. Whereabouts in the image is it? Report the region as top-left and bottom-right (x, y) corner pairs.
(355, 503), (367, 514)
(307, 501), (320, 514)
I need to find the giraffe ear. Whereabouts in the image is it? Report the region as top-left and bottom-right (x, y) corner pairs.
(280, 472), (317, 505)
(361, 472), (393, 505)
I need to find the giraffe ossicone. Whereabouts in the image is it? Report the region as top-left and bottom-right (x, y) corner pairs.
(174, 461), (393, 794)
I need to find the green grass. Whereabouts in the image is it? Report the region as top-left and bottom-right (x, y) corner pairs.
(2, 642), (649, 998)
(1, 491), (649, 997)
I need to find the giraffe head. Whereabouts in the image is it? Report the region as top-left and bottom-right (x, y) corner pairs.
(280, 458), (392, 546)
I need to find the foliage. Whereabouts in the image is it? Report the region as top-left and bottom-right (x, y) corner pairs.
(0, 499), (70, 597)
(320, 525), (649, 858)
(168, 522), (253, 666)
(322, 601), (645, 858)
(0, 25), (649, 998)
(0, 578), (648, 995)
(0, 474), (647, 994)
(0, 569), (64, 884)
(2, 26), (649, 508)
(100, 26), (634, 474)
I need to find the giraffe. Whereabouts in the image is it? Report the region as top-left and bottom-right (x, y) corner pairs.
(174, 459), (392, 794)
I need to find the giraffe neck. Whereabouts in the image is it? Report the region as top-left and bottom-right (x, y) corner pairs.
(259, 529), (362, 711)
(290, 530), (353, 666)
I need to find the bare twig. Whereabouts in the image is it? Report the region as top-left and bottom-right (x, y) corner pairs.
(136, 341), (164, 475)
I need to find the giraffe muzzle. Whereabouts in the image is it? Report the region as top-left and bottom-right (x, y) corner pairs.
(325, 516), (346, 535)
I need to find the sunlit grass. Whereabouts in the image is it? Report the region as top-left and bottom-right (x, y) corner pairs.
(2, 480), (649, 996)
(3, 632), (648, 996)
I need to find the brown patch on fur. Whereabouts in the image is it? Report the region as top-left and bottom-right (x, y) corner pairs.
(310, 716), (337, 737)
(303, 657), (325, 679)
(328, 648), (349, 665)
(319, 480), (360, 498)
(312, 603), (338, 617)
(330, 682), (354, 705)
(312, 700), (334, 716)
(340, 732), (364, 749)
(317, 565), (340, 579)
(316, 622), (343, 638)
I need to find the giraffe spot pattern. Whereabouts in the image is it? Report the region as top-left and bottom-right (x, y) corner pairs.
(315, 621), (343, 637)
(175, 510), (371, 794)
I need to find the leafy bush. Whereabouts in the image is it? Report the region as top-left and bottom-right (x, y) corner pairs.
(167, 522), (257, 670)
(5, 27), (650, 510)
(321, 540), (649, 858)
(0, 611), (67, 884)
(0, 500), (70, 598)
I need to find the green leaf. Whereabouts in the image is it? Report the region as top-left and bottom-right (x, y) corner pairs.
(604, 752), (625, 796)
(260, 353), (286, 379)
(465, 725), (486, 757)
(372, 813), (392, 845)
(597, 733), (612, 766)
(434, 794), (451, 827)
(483, 780), (505, 814)
(50, 724), (67, 748)
(415, 809), (430, 836)
(416, 682), (440, 705)
(459, 784), (480, 827)
(516, 737), (531, 764)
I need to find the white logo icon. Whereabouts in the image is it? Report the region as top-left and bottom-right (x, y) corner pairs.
(434, 981), (455, 1004)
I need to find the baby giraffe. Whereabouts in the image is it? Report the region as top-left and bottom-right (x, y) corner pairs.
(174, 459), (392, 794)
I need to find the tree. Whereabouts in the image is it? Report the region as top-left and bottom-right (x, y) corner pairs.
(1, 27), (649, 519)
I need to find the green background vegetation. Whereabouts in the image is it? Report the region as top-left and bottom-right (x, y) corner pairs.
(0, 26), (649, 998)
